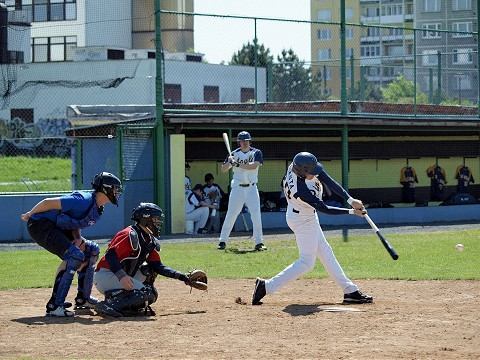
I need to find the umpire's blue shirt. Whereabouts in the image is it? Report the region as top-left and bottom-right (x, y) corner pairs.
(31, 191), (96, 224)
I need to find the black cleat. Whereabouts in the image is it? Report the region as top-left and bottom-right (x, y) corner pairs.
(343, 290), (373, 304)
(95, 301), (123, 317)
(254, 243), (267, 251)
(217, 241), (226, 250)
(252, 278), (266, 305)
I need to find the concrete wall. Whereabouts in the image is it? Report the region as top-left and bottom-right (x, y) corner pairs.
(3, 195), (480, 242)
(1, 192), (125, 242)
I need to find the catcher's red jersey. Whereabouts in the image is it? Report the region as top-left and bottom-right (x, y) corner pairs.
(96, 226), (160, 271)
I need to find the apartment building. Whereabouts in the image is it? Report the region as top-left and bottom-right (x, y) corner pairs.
(416, 0), (477, 103)
(12, 0), (192, 63)
(311, 0), (415, 99)
(310, 0), (361, 98)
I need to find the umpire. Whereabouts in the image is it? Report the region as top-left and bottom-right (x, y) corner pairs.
(20, 172), (122, 317)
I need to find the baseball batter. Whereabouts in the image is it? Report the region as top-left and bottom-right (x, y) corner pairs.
(252, 152), (373, 305)
(217, 131), (266, 251)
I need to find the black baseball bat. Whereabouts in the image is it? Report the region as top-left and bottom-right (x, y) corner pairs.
(365, 214), (399, 260)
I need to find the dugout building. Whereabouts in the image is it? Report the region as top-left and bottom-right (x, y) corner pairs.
(65, 101), (480, 235)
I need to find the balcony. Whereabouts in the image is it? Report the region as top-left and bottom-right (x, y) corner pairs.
(7, 8), (31, 25)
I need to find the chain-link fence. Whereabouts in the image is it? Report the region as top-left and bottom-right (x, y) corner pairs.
(1, 2), (479, 194)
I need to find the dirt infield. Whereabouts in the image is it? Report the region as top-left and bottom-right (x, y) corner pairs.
(0, 279), (479, 359)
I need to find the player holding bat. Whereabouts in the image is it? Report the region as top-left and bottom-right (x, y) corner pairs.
(217, 131), (266, 251)
(252, 152), (373, 305)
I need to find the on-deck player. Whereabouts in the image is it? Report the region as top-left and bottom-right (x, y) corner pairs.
(252, 152), (373, 305)
(217, 131), (266, 251)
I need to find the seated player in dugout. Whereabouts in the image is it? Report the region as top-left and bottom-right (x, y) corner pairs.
(203, 173), (226, 234)
(20, 172), (122, 317)
(400, 165), (418, 203)
(185, 183), (214, 234)
(94, 203), (205, 317)
(426, 164), (447, 201)
(455, 164), (475, 194)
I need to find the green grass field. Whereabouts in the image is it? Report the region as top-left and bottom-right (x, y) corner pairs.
(0, 229), (478, 290)
(0, 156), (71, 192)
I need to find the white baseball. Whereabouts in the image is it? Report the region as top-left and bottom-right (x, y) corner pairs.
(455, 244), (464, 252)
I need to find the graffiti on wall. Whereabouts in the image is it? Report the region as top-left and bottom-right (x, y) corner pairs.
(0, 117), (72, 157)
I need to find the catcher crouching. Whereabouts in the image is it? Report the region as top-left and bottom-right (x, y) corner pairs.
(93, 202), (207, 317)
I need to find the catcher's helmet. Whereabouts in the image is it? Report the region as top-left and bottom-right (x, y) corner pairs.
(292, 152), (323, 178)
(131, 202), (165, 237)
(91, 172), (122, 205)
(237, 131), (252, 141)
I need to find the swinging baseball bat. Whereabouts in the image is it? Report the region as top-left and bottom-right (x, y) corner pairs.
(364, 214), (399, 260)
(222, 132), (232, 156)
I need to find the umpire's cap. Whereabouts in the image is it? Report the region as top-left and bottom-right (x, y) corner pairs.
(237, 131), (252, 141)
(292, 152), (323, 178)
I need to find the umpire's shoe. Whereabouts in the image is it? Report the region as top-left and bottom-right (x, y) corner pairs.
(252, 278), (266, 305)
(217, 241), (226, 250)
(343, 290), (373, 304)
(46, 305), (75, 317)
(254, 243), (267, 251)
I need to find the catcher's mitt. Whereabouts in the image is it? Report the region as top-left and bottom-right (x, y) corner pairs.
(185, 269), (208, 291)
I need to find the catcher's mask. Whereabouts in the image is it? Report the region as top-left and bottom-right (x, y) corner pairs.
(92, 172), (123, 205)
(131, 202), (164, 237)
(292, 152), (323, 178)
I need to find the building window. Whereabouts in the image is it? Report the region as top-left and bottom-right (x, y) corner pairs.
(421, 23), (441, 39)
(318, 48), (331, 60)
(452, 0), (471, 10)
(345, 8), (353, 20)
(317, 9), (331, 22)
(241, 88), (255, 102)
(5, 0), (23, 10)
(382, 4), (403, 16)
(322, 68), (332, 81)
(366, 27), (380, 37)
(388, 28), (404, 36)
(453, 75), (472, 90)
(11, 108), (34, 123)
(31, 36), (76, 62)
(317, 29), (332, 40)
(363, 6), (379, 17)
(422, 50), (438, 65)
(453, 49), (473, 64)
(23, 0), (77, 22)
(452, 22), (472, 38)
(346, 26), (354, 40)
(346, 48), (354, 58)
(424, 0), (440, 12)
(164, 84), (182, 103)
(360, 45), (380, 57)
(204, 86), (219, 103)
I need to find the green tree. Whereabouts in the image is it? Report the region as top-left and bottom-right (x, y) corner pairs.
(271, 49), (323, 102)
(230, 39), (273, 67)
(381, 75), (428, 104)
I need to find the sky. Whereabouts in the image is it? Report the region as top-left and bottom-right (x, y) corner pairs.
(193, 0), (311, 64)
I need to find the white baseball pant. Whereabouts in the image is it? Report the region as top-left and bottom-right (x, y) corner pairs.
(265, 208), (358, 295)
(186, 207), (209, 233)
(219, 185), (263, 244)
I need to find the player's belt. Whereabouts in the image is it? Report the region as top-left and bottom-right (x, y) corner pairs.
(292, 208), (316, 214)
(239, 183), (256, 187)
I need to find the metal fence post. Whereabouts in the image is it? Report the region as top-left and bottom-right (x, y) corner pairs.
(154, 0), (167, 232)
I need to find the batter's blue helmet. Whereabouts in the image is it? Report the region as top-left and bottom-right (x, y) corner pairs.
(292, 152), (323, 178)
(237, 131), (252, 141)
